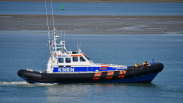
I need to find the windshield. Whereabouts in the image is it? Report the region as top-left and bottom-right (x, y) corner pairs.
(85, 55), (91, 60)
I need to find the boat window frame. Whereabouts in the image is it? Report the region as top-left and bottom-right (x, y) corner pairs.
(80, 57), (86, 62)
(85, 55), (91, 61)
(73, 57), (78, 62)
(65, 58), (71, 63)
(58, 58), (64, 63)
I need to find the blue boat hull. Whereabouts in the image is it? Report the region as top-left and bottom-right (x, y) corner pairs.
(18, 63), (164, 84)
(22, 72), (159, 84)
(96, 72), (159, 83)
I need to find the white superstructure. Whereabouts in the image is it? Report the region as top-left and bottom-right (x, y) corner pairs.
(46, 29), (127, 73)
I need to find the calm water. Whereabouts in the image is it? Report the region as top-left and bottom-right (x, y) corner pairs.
(0, 2), (183, 15)
(0, 31), (183, 102)
(0, 1), (183, 103)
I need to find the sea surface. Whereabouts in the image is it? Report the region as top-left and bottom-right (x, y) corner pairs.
(0, 31), (183, 103)
(0, 1), (183, 15)
(0, 1), (183, 103)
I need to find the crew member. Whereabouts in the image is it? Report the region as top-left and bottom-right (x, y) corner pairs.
(135, 62), (140, 68)
(143, 61), (148, 67)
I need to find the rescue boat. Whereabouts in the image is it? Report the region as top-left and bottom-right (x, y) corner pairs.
(17, 29), (164, 84)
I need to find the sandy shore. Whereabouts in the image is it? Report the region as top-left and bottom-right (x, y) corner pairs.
(0, 0), (183, 3)
(0, 14), (183, 34)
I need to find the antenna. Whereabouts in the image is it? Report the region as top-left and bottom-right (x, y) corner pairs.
(80, 42), (81, 50)
(64, 31), (65, 48)
(64, 31), (65, 40)
(44, 0), (51, 54)
(51, 0), (55, 30)
(77, 41), (78, 50)
(61, 29), (62, 40)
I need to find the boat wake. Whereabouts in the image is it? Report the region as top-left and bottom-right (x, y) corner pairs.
(0, 81), (58, 86)
(0, 81), (28, 85)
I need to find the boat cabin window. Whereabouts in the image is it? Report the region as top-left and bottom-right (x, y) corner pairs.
(73, 57), (78, 62)
(85, 55), (91, 60)
(66, 58), (71, 63)
(80, 57), (86, 62)
(58, 58), (64, 63)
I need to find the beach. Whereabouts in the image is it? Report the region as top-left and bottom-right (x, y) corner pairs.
(1, 14), (183, 34)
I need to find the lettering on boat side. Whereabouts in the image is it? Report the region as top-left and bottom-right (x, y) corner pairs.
(58, 67), (74, 72)
(61, 55), (67, 58)
(99, 66), (109, 70)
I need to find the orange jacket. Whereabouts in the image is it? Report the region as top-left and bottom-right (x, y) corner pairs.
(143, 62), (148, 67)
(135, 63), (140, 68)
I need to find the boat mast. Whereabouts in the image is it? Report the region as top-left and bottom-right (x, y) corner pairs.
(44, 0), (51, 54)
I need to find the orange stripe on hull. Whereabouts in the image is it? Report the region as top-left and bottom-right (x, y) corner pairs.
(119, 71), (123, 74)
(92, 77), (100, 81)
(119, 70), (126, 75)
(94, 72), (102, 77)
(107, 71), (114, 76)
(105, 76), (113, 80)
(123, 70), (126, 74)
(118, 75), (125, 78)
